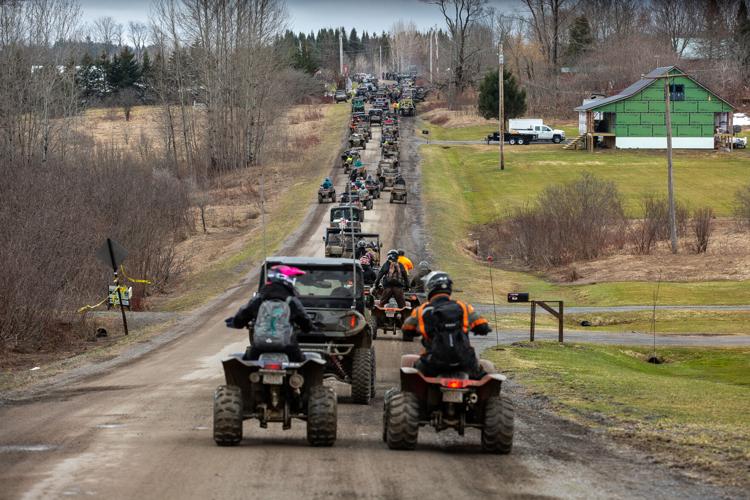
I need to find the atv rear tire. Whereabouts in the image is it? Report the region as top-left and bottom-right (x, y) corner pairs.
(351, 347), (374, 404)
(385, 391), (419, 450)
(370, 348), (377, 398)
(307, 386), (337, 446)
(382, 387), (400, 442)
(213, 385), (243, 446)
(481, 395), (514, 454)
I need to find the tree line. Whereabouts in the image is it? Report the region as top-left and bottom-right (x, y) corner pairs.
(0, 0), (309, 354)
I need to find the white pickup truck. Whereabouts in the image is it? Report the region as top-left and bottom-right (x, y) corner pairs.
(508, 119), (566, 144)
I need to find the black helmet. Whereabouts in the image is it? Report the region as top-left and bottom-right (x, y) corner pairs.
(387, 249), (398, 261)
(357, 240), (367, 248)
(418, 260), (431, 273)
(397, 249), (405, 256)
(424, 271), (452, 298)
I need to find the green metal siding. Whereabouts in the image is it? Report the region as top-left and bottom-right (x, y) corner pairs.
(586, 71), (733, 139)
(641, 113), (664, 125)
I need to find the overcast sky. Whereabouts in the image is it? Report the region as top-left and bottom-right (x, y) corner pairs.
(79, 0), (522, 35)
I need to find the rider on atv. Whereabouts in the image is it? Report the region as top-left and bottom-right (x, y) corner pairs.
(321, 177), (333, 190)
(225, 265), (314, 362)
(402, 271), (491, 379)
(375, 249), (409, 309)
(409, 260), (431, 292)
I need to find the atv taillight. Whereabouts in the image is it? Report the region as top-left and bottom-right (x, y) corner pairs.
(264, 362), (282, 370)
(349, 315), (357, 328)
(442, 379), (467, 389)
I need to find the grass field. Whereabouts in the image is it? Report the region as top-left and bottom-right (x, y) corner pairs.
(159, 104), (349, 311)
(420, 143), (750, 307)
(484, 342), (750, 487)
(419, 119), (579, 142)
(497, 310), (750, 335)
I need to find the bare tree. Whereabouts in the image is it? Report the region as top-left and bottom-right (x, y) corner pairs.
(580, 0), (640, 41)
(650, 0), (702, 57)
(150, 0), (290, 176)
(92, 15), (117, 53)
(0, 0), (82, 164)
(522, 0), (577, 73)
(423, 0), (488, 91)
(129, 21), (149, 58)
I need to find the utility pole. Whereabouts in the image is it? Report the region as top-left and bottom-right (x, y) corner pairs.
(379, 44), (382, 79)
(434, 29), (439, 82)
(429, 29), (433, 84)
(643, 71), (685, 253)
(339, 29), (343, 76)
(663, 75), (677, 253)
(498, 41), (505, 171)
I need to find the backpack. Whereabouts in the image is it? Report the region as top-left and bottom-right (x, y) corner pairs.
(253, 298), (294, 349)
(385, 261), (402, 286)
(425, 300), (475, 370)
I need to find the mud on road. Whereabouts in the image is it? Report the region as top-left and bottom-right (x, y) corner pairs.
(0, 115), (740, 500)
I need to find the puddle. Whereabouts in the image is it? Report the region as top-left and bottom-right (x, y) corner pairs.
(0, 444), (57, 452)
(95, 423), (126, 429)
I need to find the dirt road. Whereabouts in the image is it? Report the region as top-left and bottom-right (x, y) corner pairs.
(0, 115), (736, 500)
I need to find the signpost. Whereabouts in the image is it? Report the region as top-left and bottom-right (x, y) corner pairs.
(507, 292), (564, 342)
(97, 238), (129, 335)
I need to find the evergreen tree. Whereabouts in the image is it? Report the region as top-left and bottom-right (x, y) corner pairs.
(293, 39), (319, 74)
(348, 27), (360, 56)
(566, 16), (593, 63)
(140, 50), (152, 83)
(477, 69), (527, 121)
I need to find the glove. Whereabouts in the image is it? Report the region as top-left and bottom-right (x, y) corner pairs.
(224, 316), (236, 328)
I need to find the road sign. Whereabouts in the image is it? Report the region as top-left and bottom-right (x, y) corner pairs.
(96, 238), (129, 335)
(96, 238), (127, 272)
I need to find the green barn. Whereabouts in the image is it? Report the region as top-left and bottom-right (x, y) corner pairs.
(573, 66), (735, 150)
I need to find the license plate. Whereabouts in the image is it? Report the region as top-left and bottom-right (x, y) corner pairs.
(442, 390), (464, 403)
(386, 310), (395, 318)
(263, 373), (284, 385)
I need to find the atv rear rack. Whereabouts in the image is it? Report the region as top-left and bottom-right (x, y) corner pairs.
(299, 342), (354, 357)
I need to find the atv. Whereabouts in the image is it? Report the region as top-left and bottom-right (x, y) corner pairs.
(390, 183), (407, 204)
(370, 291), (413, 340)
(318, 186), (336, 203)
(349, 133), (366, 149)
(261, 257), (376, 405)
(380, 168), (398, 190)
(329, 205), (364, 231)
(213, 350), (336, 447)
(365, 177), (381, 199)
(383, 355), (513, 453)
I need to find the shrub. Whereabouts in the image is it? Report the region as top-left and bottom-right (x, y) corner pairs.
(487, 173), (627, 268)
(0, 148), (191, 352)
(692, 207), (714, 254)
(631, 194), (689, 254)
(734, 183), (750, 230)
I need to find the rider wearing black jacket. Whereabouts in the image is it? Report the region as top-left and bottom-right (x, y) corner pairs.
(375, 249), (409, 308)
(225, 268), (313, 361)
(402, 271), (490, 378)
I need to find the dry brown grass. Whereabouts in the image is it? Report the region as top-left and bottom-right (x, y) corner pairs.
(420, 106), (497, 128)
(159, 104), (338, 291)
(547, 219), (750, 284)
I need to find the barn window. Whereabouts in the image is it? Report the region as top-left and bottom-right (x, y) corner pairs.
(667, 84), (685, 101)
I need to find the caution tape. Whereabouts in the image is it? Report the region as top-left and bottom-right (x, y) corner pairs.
(77, 297), (108, 313)
(120, 265), (151, 285)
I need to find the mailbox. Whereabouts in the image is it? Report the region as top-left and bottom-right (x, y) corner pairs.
(507, 292), (529, 303)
